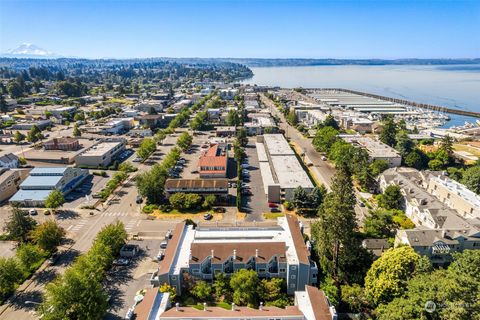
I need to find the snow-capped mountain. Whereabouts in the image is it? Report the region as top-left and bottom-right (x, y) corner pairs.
(2, 43), (58, 58)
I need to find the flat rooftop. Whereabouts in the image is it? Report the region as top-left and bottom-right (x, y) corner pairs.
(270, 155), (314, 189)
(263, 134), (295, 156)
(80, 141), (122, 157)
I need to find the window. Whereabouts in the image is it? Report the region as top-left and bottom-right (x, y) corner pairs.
(290, 275), (296, 279)
(279, 268), (286, 273)
(291, 266), (297, 270)
(289, 284), (295, 288)
(171, 276), (177, 281)
(258, 269), (266, 273)
(312, 274), (317, 278)
(193, 269), (200, 273)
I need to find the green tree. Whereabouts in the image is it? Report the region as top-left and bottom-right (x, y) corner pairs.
(461, 166), (480, 194)
(136, 164), (169, 204)
(30, 220), (65, 253)
(0, 95), (9, 114)
(184, 194), (202, 209)
(7, 80), (24, 98)
(3, 205), (37, 242)
(369, 159), (389, 176)
(404, 149), (425, 169)
(177, 132), (193, 150)
(378, 184), (402, 210)
(363, 209), (397, 238)
(341, 284), (370, 314)
(230, 269), (259, 307)
(428, 158), (444, 171)
(72, 124), (81, 137)
(323, 114), (340, 130)
(169, 193), (187, 209)
(27, 124), (42, 143)
(439, 134), (454, 156)
(379, 116), (397, 147)
(365, 246), (420, 306)
(311, 166), (360, 304)
(44, 190), (65, 212)
(13, 131), (25, 144)
(395, 130), (414, 157)
(292, 186), (310, 210)
(202, 195), (216, 209)
(118, 161), (137, 173)
(236, 127), (248, 147)
(154, 130), (167, 144)
(287, 109), (298, 126)
(94, 221), (127, 254)
(328, 140), (355, 168)
(192, 280), (212, 301)
(226, 110), (239, 126)
(16, 243), (46, 273)
(159, 283), (177, 301)
(213, 273), (231, 301)
(137, 138), (156, 161)
(0, 257), (23, 302)
(258, 278), (284, 302)
(312, 126), (338, 153)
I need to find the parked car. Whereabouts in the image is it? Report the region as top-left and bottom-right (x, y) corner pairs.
(165, 230), (172, 239)
(113, 258), (130, 266)
(268, 203), (278, 208)
(270, 208), (281, 213)
(156, 250), (165, 261)
(203, 213), (213, 220)
(136, 196), (143, 204)
(29, 209), (38, 216)
(133, 157), (142, 162)
(241, 164), (250, 169)
(160, 241), (168, 249)
(190, 170), (199, 174)
(321, 156), (327, 161)
(213, 207), (226, 213)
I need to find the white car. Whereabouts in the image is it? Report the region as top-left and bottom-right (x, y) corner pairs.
(156, 250), (165, 261)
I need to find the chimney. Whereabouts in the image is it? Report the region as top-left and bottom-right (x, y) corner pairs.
(211, 249), (214, 258)
(175, 302), (179, 311)
(231, 303), (236, 311)
(259, 302), (264, 310)
(203, 302), (207, 311)
(189, 250), (192, 260)
(233, 249), (237, 260)
(255, 249), (259, 258)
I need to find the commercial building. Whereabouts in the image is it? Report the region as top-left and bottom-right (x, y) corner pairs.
(165, 179), (229, 200)
(0, 168), (30, 203)
(134, 100), (165, 113)
(43, 138), (80, 151)
(198, 144), (228, 178)
(12, 119), (52, 131)
(50, 106), (76, 119)
(245, 114), (277, 135)
(257, 134), (314, 202)
(340, 134), (402, 167)
(215, 126), (236, 137)
(136, 113), (176, 129)
(10, 167), (89, 207)
(132, 285), (337, 320)
(151, 215), (318, 295)
(75, 139), (126, 167)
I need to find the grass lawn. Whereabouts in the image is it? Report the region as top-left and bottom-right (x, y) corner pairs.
(263, 212), (285, 220)
(454, 143), (480, 156)
(151, 209), (222, 221)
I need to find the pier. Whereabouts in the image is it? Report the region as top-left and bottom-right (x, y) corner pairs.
(323, 88), (480, 119)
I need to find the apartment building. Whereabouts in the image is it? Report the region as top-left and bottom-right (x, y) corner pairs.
(131, 285), (337, 320)
(0, 168), (30, 203)
(165, 179), (229, 200)
(0, 153), (20, 168)
(151, 216), (318, 296)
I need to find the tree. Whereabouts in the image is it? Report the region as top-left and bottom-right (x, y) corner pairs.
(357, 165), (375, 191)
(230, 269), (259, 307)
(312, 126), (338, 153)
(30, 220), (65, 253)
(428, 158), (444, 171)
(258, 278), (284, 302)
(369, 159), (389, 176)
(395, 130), (413, 157)
(461, 166), (480, 194)
(365, 246), (420, 306)
(169, 193), (186, 209)
(7, 81), (24, 98)
(94, 221), (127, 254)
(159, 283), (177, 301)
(13, 131), (25, 144)
(341, 284), (370, 314)
(184, 194), (202, 209)
(0, 95), (8, 114)
(287, 109), (298, 126)
(177, 132), (193, 150)
(226, 110), (239, 126)
(16, 243), (46, 273)
(27, 124), (42, 143)
(236, 127), (248, 147)
(213, 273), (231, 301)
(137, 138), (156, 161)
(309, 186), (325, 209)
(311, 166), (360, 304)
(379, 116), (397, 147)
(154, 130), (167, 144)
(292, 186), (309, 209)
(118, 161), (137, 173)
(328, 140), (355, 168)
(439, 135), (454, 156)
(0, 257), (23, 302)
(44, 190), (65, 212)
(72, 124), (81, 137)
(377, 184), (402, 210)
(323, 114), (339, 130)
(363, 209), (397, 238)
(3, 205), (37, 242)
(404, 149), (425, 170)
(202, 195), (216, 209)
(136, 163), (169, 204)
(192, 280), (212, 301)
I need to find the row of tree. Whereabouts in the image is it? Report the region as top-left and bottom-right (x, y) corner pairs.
(40, 222), (127, 319)
(169, 193), (216, 211)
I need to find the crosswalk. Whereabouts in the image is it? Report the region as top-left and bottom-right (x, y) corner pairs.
(68, 219), (88, 232)
(124, 220), (137, 232)
(100, 211), (131, 217)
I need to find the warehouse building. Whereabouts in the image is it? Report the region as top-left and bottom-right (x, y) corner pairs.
(76, 139), (126, 167)
(256, 134), (314, 202)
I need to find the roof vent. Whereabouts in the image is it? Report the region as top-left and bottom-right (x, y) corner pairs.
(233, 249), (237, 260)
(203, 302), (207, 311)
(175, 302), (180, 311)
(259, 302), (264, 310)
(211, 250), (214, 258)
(255, 249), (259, 258)
(231, 303), (236, 311)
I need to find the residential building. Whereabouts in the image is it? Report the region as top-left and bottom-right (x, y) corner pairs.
(256, 134), (314, 202)
(0, 168), (30, 203)
(245, 114), (277, 135)
(50, 106), (77, 119)
(151, 215), (318, 295)
(378, 168), (475, 230)
(136, 113), (176, 129)
(395, 227), (480, 266)
(43, 138), (80, 151)
(219, 89), (238, 100)
(129, 128), (153, 137)
(0, 153), (20, 168)
(134, 100), (165, 113)
(165, 179), (229, 201)
(10, 167), (89, 206)
(132, 285), (337, 320)
(427, 175), (480, 219)
(207, 108), (221, 120)
(340, 134), (402, 167)
(198, 143), (228, 178)
(76, 139), (126, 167)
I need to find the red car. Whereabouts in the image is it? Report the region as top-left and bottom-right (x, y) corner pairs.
(268, 203), (278, 208)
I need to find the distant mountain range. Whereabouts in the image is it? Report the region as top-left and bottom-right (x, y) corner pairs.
(223, 58), (480, 67)
(1, 43), (59, 58)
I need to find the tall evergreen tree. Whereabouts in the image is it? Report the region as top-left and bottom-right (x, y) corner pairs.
(379, 116), (397, 147)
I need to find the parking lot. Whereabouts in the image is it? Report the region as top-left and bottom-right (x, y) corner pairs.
(104, 238), (165, 320)
(62, 174), (110, 209)
(241, 137), (269, 221)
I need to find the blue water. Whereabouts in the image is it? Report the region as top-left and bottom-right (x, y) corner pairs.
(242, 65), (480, 128)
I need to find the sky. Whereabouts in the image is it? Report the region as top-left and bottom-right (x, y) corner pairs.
(0, 0), (479, 59)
